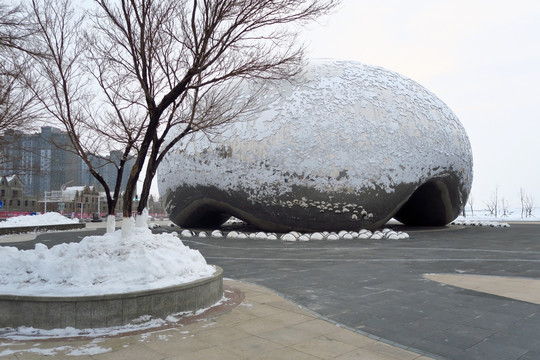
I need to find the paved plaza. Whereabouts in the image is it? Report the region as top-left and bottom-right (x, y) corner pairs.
(1, 222), (540, 359)
(0, 280), (434, 360)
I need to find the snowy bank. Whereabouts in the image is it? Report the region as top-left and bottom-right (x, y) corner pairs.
(0, 212), (79, 228)
(448, 207), (538, 226)
(0, 225), (215, 296)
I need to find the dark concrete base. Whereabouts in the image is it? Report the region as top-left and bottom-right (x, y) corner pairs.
(0, 266), (223, 330)
(0, 223), (86, 236)
(164, 173), (468, 232)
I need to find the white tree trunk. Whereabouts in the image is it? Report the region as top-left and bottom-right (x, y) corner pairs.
(106, 214), (116, 233)
(121, 216), (135, 239)
(136, 208), (149, 228)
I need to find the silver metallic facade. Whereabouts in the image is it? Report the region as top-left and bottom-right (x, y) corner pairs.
(159, 60), (473, 231)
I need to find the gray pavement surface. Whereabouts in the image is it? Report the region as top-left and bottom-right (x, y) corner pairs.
(3, 223), (540, 360)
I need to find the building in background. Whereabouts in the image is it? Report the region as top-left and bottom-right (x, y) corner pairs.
(0, 175), (38, 217)
(80, 150), (133, 193)
(43, 186), (168, 220)
(0, 127), (136, 203)
(0, 127), (81, 196)
(44, 185), (110, 219)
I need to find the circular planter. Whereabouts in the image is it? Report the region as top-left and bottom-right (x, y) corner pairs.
(0, 223), (86, 235)
(0, 266), (223, 330)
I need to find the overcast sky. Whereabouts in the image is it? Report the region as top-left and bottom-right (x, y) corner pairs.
(300, 0), (540, 209)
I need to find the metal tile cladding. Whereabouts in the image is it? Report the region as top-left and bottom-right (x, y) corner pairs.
(158, 60), (473, 231)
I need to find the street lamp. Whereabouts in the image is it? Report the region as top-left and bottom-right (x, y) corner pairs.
(44, 180), (74, 214)
(60, 181), (73, 216)
(61, 180), (73, 191)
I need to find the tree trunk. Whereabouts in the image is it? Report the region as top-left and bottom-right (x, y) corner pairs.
(136, 146), (159, 214)
(106, 214), (115, 233)
(122, 132), (153, 238)
(122, 106), (169, 219)
(122, 170), (137, 218)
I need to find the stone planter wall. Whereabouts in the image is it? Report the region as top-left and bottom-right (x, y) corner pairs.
(0, 223), (86, 236)
(0, 266), (223, 329)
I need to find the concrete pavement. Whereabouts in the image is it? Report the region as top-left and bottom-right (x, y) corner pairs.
(180, 223), (540, 360)
(2, 222), (540, 359)
(0, 280), (435, 360)
(426, 274), (540, 305)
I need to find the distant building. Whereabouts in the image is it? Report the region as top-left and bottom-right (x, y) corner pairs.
(0, 127), (81, 196)
(0, 127), (135, 200)
(0, 175), (38, 216)
(44, 185), (105, 218)
(44, 185), (142, 219)
(82, 150), (134, 193)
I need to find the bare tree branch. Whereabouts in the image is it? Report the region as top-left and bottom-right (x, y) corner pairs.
(521, 188), (535, 218)
(485, 186), (498, 217)
(18, 0), (139, 220)
(89, 0), (340, 218)
(14, 0), (339, 234)
(0, 3), (40, 140)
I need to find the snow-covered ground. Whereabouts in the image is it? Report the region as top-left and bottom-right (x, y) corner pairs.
(0, 212), (79, 228)
(447, 207), (538, 227)
(0, 214), (215, 296)
(458, 207), (539, 222)
(0, 207), (536, 298)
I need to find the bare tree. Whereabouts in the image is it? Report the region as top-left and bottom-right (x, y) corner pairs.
(0, 62), (36, 135)
(86, 0), (340, 225)
(21, 0), (136, 230)
(521, 189), (535, 218)
(22, 0), (339, 235)
(524, 196), (535, 218)
(467, 194), (474, 217)
(0, 3), (43, 178)
(520, 188), (525, 219)
(0, 3), (38, 139)
(485, 186), (498, 217)
(0, 3), (31, 51)
(500, 197), (510, 217)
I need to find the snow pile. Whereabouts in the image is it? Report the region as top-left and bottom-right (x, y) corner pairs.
(222, 228), (409, 241)
(0, 212), (79, 228)
(181, 229), (194, 237)
(451, 217), (510, 227)
(222, 217), (247, 226)
(67, 344), (111, 356)
(0, 343), (111, 357)
(0, 226), (215, 296)
(451, 207), (540, 227)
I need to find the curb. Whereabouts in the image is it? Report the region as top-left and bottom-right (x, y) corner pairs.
(0, 223), (86, 235)
(0, 266), (223, 329)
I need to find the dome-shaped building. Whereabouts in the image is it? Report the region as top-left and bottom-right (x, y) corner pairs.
(158, 60), (473, 231)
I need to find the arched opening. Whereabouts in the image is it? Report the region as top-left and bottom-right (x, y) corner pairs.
(178, 203), (232, 228)
(394, 179), (456, 226)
